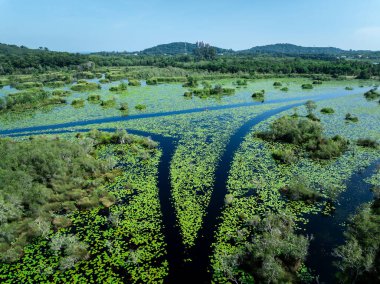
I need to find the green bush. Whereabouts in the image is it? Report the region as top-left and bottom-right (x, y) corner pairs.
(14, 81), (44, 90)
(0, 137), (116, 262)
(52, 89), (71, 97)
(345, 86), (354, 91)
(301, 84), (313, 89)
(87, 94), (101, 102)
(128, 79), (141, 86)
(280, 87), (289, 92)
(99, 78), (110, 84)
(357, 138), (379, 149)
(273, 81), (282, 87)
(109, 82), (128, 92)
(236, 79), (248, 86)
(135, 104), (147, 111)
(100, 99), (116, 108)
(282, 179), (321, 201)
(320, 107), (335, 114)
(272, 148), (296, 164)
(71, 81), (101, 92)
(45, 81), (65, 88)
(71, 99), (85, 108)
(252, 90), (265, 101)
(312, 80), (323, 85)
(257, 116), (348, 160)
(182, 76), (198, 88)
(345, 113), (359, 122)
(192, 85), (235, 98)
(146, 78), (158, 85)
(364, 88), (380, 101)
(119, 102), (129, 112)
(184, 91), (193, 98)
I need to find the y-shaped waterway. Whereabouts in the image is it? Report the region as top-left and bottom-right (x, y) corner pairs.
(1, 88), (376, 283)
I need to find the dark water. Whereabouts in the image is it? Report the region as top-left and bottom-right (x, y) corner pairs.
(1, 89), (375, 283)
(304, 161), (379, 284)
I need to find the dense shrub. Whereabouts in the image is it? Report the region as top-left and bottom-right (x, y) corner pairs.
(100, 98), (116, 108)
(257, 115), (348, 159)
(87, 94), (101, 102)
(109, 82), (128, 92)
(0, 89), (66, 112)
(236, 79), (248, 86)
(14, 81), (43, 90)
(273, 81), (282, 87)
(119, 102), (129, 112)
(345, 86), (354, 91)
(252, 90), (265, 101)
(71, 98), (85, 108)
(281, 178), (322, 201)
(345, 113), (359, 122)
(191, 85), (235, 98)
(364, 88), (380, 100)
(99, 78), (110, 84)
(0, 137), (116, 262)
(301, 84), (313, 89)
(146, 78), (158, 85)
(71, 81), (101, 92)
(312, 80), (323, 85)
(182, 76), (198, 88)
(227, 214), (309, 283)
(280, 87), (289, 92)
(135, 104), (147, 110)
(46, 81), (65, 88)
(334, 195), (380, 283)
(128, 79), (141, 86)
(320, 107), (335, 114)
(272, 148), (296, 164)
(356, 138), (379, 148)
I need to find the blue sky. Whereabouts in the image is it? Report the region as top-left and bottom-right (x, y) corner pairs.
(0, 0), (379, 52)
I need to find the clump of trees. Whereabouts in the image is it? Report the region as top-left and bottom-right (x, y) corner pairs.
(128, 79), (141, 86)
(109, 82), (128, 92)
(71, 81), (101, 92)
(364, 88), (380, 101)
(0, 89), (66, 112)
(272, 148), (296, 164)
(193, 41), (217, 60)
(301, 84), (313, 89)
(0, 137), (116, 262)
(281, 178), (322, 202)
(100, 98), (116, 108)
(87, 94), (101, 102)
(146, 78), (158, 85)
(257, 114), (349, 160)
(218, 213), (309, 283)
(252, 90), (265, 101)
(334, 187), (380, 283)
(182, 76), (198, 88)
(356, 138), (379, 149)
(135, 104), (147, 111)
(14, 81), (44, 90)
(185, 84), (235, 99)
(320, 107), (335, 114)
(236, 79), (248, 86)
(345, 113), (359, 122)
(71, 98), (85, 108)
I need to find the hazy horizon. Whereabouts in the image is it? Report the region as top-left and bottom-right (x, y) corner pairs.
(1, 0), (379, 52)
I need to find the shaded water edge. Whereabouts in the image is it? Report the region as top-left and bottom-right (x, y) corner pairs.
(304, 160), (380, 284)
